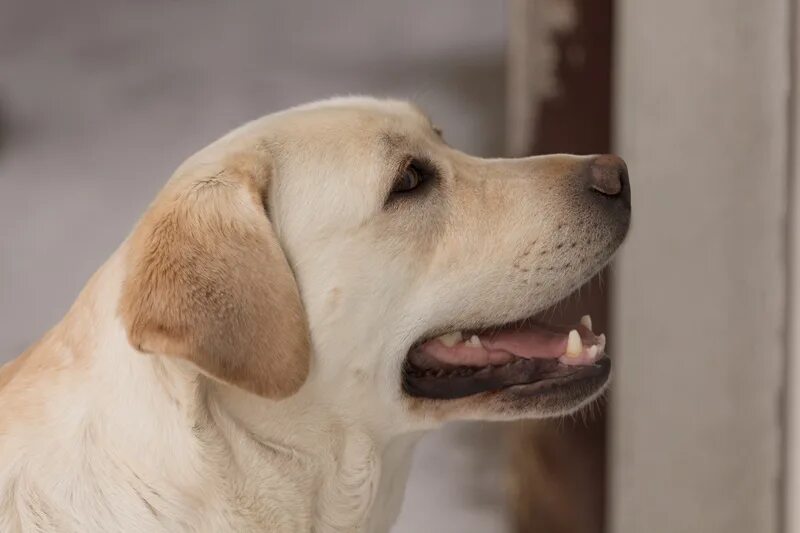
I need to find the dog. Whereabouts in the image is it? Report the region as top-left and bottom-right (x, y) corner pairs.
(0, 97), (630, 532)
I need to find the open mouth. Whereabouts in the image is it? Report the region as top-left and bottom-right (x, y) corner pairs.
(402, 315), (609, 400)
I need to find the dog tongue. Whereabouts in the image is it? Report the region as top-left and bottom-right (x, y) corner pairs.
(483, 326), (571, 358)
(416, 320), (605, 368)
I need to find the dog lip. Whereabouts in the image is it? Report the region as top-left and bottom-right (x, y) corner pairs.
(402, 355), (610, 400)
(502, 356), (610, 398)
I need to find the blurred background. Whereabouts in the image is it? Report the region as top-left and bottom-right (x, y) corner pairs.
(0, 1), (794, 532)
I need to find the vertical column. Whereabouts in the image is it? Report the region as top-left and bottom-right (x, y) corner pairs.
(507, 1), (614, 531)
(612, 1), (789, 532)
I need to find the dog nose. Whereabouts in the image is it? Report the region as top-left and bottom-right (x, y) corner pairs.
(585, 154), (629, 202)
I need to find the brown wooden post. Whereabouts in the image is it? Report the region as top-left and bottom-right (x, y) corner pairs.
(506, 1), (614, 532)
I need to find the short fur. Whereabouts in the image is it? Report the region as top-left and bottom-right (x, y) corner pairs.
(0, 97), (628, 532)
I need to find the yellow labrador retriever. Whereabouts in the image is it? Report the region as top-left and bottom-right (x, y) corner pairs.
(0, 97), (630, 532)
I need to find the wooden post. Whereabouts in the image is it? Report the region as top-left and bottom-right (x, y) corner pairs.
(507, 1), (614, 531)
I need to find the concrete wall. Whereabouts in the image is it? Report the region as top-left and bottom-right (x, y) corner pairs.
(0, 2), (509, 531)
(611, 1), (790, 532)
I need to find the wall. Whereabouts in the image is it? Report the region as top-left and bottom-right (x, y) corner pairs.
(612, 1), (790, 532)
(787, 0), (800, 530)
(0, 2), (509, 531)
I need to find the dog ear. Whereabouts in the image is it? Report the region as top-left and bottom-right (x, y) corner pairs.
(119, 150), (310, 398)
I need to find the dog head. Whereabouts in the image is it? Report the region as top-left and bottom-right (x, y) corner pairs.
(120, 97), (630, 434)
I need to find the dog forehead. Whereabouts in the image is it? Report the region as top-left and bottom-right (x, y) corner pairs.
(273, 97), (435, 144)
(267, 98), (439, 197)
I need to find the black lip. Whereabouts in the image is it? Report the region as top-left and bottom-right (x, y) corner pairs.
(402, 356), (610, 400)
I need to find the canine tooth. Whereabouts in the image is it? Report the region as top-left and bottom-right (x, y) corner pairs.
(566, 329), (582, 357)
(587, 345), (599, 360)
(437, 331), (463, 347)
(580, 314), (593, 331)
(597, 333), (607, 353)
(466, 335), (482, 347)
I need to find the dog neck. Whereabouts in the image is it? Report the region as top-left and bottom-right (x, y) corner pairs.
(209, 382), (423, 531)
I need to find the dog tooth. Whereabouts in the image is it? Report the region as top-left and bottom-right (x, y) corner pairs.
(580, 314), (593, 331)
(597, 333), (607, 353)
(437, 331), (463, 347)
(566, 329), (582, 357)
(587, 345), (599, 360)
(466, 335), (482, 347)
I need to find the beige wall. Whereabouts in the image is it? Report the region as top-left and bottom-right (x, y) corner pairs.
(612, 1), (790, 532)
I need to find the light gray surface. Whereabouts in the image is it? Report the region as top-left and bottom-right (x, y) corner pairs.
(611, 1), (789, 532)
(0, 2), (509, 531)
(788, 0), (800, 528)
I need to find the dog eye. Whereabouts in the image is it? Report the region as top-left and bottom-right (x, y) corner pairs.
(391, 163), (425, 194)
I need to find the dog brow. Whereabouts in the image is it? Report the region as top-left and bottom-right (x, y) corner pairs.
(381, 132), (410, 155)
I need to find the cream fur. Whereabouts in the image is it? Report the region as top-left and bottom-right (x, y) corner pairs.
(0, 97), (626, 532)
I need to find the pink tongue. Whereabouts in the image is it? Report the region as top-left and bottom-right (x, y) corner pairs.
(483, 327), (568, 358)
(418, 325), (586, 367)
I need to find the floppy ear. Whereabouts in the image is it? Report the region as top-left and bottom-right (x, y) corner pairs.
(119, 151), (310, 399)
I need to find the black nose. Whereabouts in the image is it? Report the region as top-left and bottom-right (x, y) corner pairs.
(584, 154), (630, 204)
